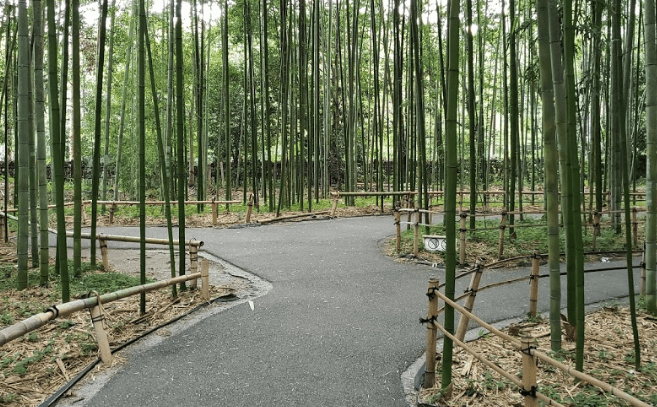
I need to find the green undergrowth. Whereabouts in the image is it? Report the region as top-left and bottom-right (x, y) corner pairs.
(398, 215), (643, 262)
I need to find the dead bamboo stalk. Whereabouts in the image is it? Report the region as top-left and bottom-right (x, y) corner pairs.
(455, 263), (483, 341)
(395, 211), (401, 253)
(521, 336), (538, 407)
(424, 277), (439, 388)
(529, 250), (540, 317)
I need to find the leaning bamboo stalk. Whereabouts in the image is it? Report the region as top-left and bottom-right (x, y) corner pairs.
(424, 277), (439, 388)
(0, 273), (201, 346)
(429, 319), (565, 407)
(59, 231), (203, 247)
(455, 263), (483, 341)
(532, 349), (652, 407)
(258, 210), (331, 224)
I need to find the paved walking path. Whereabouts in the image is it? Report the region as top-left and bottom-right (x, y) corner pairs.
(53, 215), (642, 407)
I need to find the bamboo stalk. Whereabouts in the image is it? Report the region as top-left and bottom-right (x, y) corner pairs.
(632, 207), (638, 247)
(459, 212), (467, 265)
(395, 211), (401, 253)
(0, 273), (201, 346)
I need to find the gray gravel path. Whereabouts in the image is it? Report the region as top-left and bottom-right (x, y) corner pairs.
(53, 215), (642, 407)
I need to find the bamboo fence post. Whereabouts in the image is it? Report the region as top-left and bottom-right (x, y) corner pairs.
(592, 211), (600, 250)
(632, 207), (638, 247)
(109, 202), (116, 224)
(99, 235), (110, 271)
(641, 242), (647, 296)
(189, 243), (198, 289)
(395, 210), (401, 253)
(330, 196), (339, 217)
(245, 194), (254, 223)
(0, 216), (4, 240)
(81, 202), (87, 223)
(459, 191), (463, 212)
(455, 263), (483, 341)
(529, 250), (540, 317)
(407, 206), (412, 231)
(498, 210), (507, 260)
(413, 210), (420, 257)
(201, 259), (210, 301)
(89, 299), (112, 364)
(424, 276), (439, 388)
(459, 211), (467, 265)
(520, 336), (538, 407)
(212, 198), (218, 225)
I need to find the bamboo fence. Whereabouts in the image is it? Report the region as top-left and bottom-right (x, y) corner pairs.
(421, 276), (651, 407)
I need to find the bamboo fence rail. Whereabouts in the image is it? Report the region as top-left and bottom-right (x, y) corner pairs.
(421, 277), (651, 407)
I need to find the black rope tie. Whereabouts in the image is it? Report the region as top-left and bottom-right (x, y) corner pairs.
(91, 315), (104, 324)
(419, 315), (438, 325)
(464, 287), (477, 295)
(520, 345), (536, 355)
(519, 385), (537, 398)
(529, 274), (537, 283)
(47, 305), (60, 318)
(426, 287), (439, 300)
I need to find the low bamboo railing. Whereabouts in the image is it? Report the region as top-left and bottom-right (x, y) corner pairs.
(0, 261), (211, 364)
(421, 275), (651, 407)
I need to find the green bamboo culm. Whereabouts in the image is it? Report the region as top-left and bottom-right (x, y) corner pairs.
(442, 0), (460, 391)
(34, 0), (50, 286)
(46, 0), (70, 302)
(143, 10), (177, 297)
(175, 0), (187, 291)
(138, 0), (147, 314)
(16, 0), (29, 290)
(90, 0), (109, 269)
(223, 0), (231, 209)
(535, 0), (561, 351)
(645, 0), (657, 315)
(72, 0), (82, 277)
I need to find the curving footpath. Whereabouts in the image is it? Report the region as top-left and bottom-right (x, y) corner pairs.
(53, 215), (641, 406)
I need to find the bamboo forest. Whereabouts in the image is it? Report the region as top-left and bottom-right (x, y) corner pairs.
(2, 0), (657, 404)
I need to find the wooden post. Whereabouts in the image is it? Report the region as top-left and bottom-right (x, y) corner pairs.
(330, 197), (339, 217)
(498, 210), (507, 260)
(201, 259), (210, 301)
(593, 211), (600, 250)
(81, 202), (87, 223)
(245, 194), (254, 223)
(632, 207), (638, 248)
(520, 336), (538, 407)
(413, 210), (420, 257)
(406, 206), (412, 231)
(109, 202), (116, 224)
(424, 277), (439, 388)
(395, 210), (401, 253)
(529, 250), (540, 317)
(459, 211), (467, 265)
(455, 263), (483, 341)
(0, 216), (4, 240)
(189, 243), (198, 289)
(212, 198), (218, 225)
(99, 235), (110, 271)
(89, 302), (113, 364)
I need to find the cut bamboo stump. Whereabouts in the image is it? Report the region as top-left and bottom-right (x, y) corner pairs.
(498, 211), (507, 260)
(521, 336), (538, 407)
(395, 211), (401, 253)
(529, 250), (540, 317)
(189, 243), (199, 290)
(245, 194), (254, 223)
(89, 301), (112, 364)
(99, 235), (110, 271)
(425, 277), (439, 388)
(459, 212), (467, 265)
(455, 263), (483, 342)
(201, 259), (210, 301)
